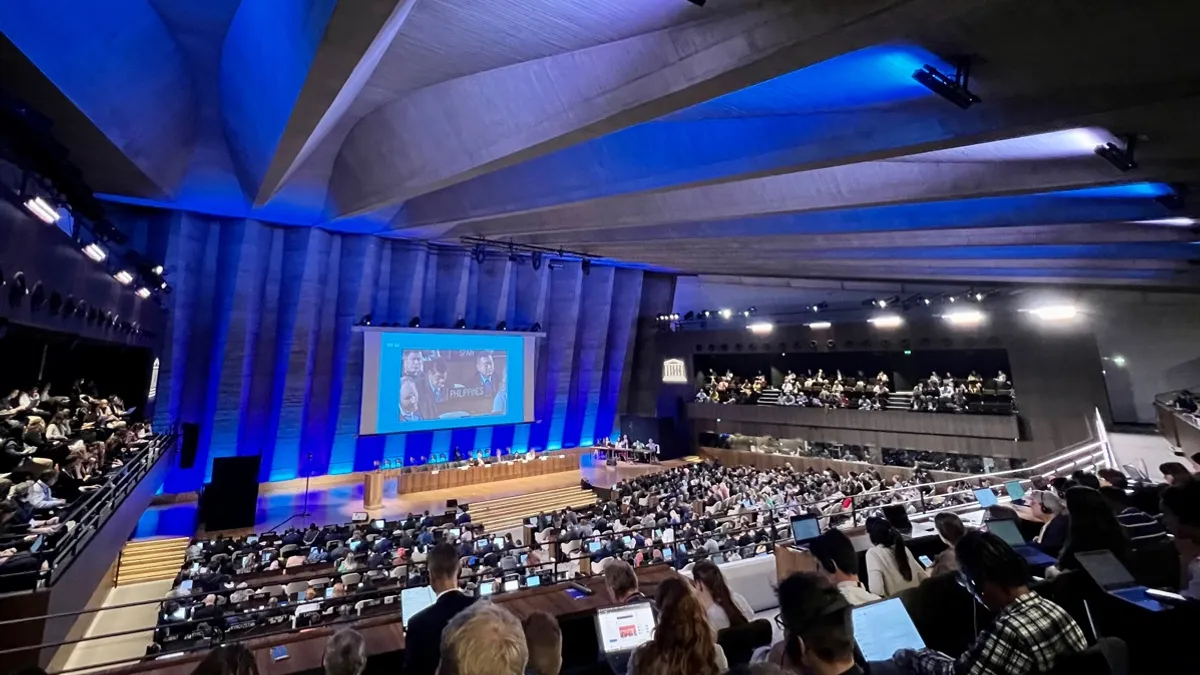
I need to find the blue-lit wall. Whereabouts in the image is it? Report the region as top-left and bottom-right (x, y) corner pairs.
(112, 206), (668, 493)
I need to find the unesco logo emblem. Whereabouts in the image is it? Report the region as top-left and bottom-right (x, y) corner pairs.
(662, 358), (687, 384)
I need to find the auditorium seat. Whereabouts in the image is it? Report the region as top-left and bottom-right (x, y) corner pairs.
(1126, 540), (1181, 591)
(897, 572), (985, 656)
(717, 618), (773, 666)
(1049, 636), (1128, 675)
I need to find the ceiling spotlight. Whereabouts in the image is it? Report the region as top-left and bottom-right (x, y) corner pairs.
(923, 298), (932, 305)
(454, 318), (467, 329)
(1094, 135), (1138, 172)
(747, 322), (774, 334)
(719, 308), (733, 319)
(496, 321), (507, 331)
(742, 310), (751, 317)
(1028, 304), (1079, 322)
(948, 296), (956, 303)
(23, 196), (60, 224)
(135, 287), (151, 299)
(113, 270), (134, 285)
(82, 243), (107, 262)
(868, 315), (904, 328)
(943, 309), (986, 326)
(807, 321), (832, 330)
(409, 316), (421, 327)
(913, 60), (981, 110)
(876, 299), (888, 308)
(152, 265), (164, 276)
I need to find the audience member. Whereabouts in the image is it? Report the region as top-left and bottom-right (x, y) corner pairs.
(522, 611), (563, 675)
(190, 644), (259, 675)
(929, 512), (966, 577)
(1098, 486), (1169, 549)
(1027, 490), (1068, 556)
(810, 529), (880, 606)
(322, 629), (366, 675)
(629, 577), (727, 675)
(403, 542), (477, 675)
(692, 559), (753, 630)
(604, 559), (652, 607)
(864, 517), (926, 596)
(891, 531), (1086, 674)
(1159, 462), (1194, 487)
(1052, 486), (1130, 574)
(438, 602), (527, 675)
(1160, 480), (1200, 599)
(764, 572), (859, 675)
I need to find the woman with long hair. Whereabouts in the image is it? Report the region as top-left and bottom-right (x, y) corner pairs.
(864, 516), (926, 596)
(629, 577), (728, 675)
(1054, 486), (1131, 573)
(692, 559), (753, 630)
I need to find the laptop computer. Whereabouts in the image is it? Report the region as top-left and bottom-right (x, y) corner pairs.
(1075, 550), (1169, 612)
(881, 504), (912, 535)
(985, 519), (1056, 567)
(1004, 480), (1026, 502)
(790, 514), (821, 546)
(595, 603), (657, 655)
(852, 598), (926, 661)
(973, 488), (999, 508)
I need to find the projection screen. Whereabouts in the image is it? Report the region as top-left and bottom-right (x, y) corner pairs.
(358, 328), (540, 435)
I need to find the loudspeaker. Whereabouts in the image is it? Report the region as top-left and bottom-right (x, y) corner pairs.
(179, 422), (199, 469)
(203, 456), (261, 531)
(446, 499), (458, 509)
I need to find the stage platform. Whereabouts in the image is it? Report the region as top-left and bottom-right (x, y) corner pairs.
(134, 454), (681, 539)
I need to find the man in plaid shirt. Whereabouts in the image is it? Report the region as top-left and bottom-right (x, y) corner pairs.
(892, 531), (1087, 675)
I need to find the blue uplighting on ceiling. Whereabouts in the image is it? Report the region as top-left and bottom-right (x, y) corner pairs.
(1058, 183), (1176, 199)
(663, 45), (950, 121)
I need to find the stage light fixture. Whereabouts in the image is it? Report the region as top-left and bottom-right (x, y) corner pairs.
(807, 321), (832, 329)
(454, 318), (467, 329)
(913, 61), (981, 109)
(747, 322), (774, 334)
(923, 298), (932, 305)
(113, 270), (133, 285)
(581, 258), (591, 275)
(530, 322), (542, 332)
(1028, 304), (1079, 322)
(496, 321), (507, 331)
(943, 309), (985, 326)
(135, 287), (151, 299)
(868, 315), (904, 328)
(683, 311), (695, 320)
(719, 308), (733, 319)
(1094, 136), (1137, 172)
(23, 196), (60, 224)
(152, 265), (164, 275)
(948, 296), (957, 303)
(409, 316), (421, 327)
(974, 292), (985, 302)
(82, 243), (107, 262)
(359, 314), (373, 326)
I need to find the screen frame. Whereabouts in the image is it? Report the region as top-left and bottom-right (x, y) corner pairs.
(357, 326), (543, 435)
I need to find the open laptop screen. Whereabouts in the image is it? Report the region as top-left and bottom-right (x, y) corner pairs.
(595, 603), (657, 654)
(401, 586), (437, 628)
(973, 488), (998, 508)
(985, 519), (1026, 547)
(852, 598), (926, 661)
(790, 515), (821, 544)
(1005, 480), (1026, 501)
(1075, 550), (1137, 590)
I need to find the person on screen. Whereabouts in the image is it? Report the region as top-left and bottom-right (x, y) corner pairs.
(476, 354), (497, 397)
(892, 531), (1086, 675)
(404, 351), (424, 379)
(399, 378), (422, 422)
(418, 360), (448, 420)
(491, 370), (507, 415)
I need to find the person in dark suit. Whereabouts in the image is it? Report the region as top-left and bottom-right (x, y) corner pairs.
(476, 354), (496, 397)
(417, 361), (448, 421)
(403, 542), (475, 675)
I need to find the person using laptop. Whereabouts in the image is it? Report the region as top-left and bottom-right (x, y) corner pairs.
(759, 572), (861, 675)
(865, 517), (926, 597)
(629, 578), (727, 675)
(403, 543), (476, 675)
(1050, 486), (1131, 576)
(1161, 480), (1200, 600)
(811, 529), (881, 606)
(891, 531), (1086, 675)
(929, 513), (966, 577)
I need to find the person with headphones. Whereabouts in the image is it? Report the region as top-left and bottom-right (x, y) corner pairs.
(757, 572), (862, 675)
(891, 531), (1086, 675)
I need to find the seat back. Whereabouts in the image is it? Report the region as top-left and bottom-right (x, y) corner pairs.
(717, 618), (773, 666)
(1049, 636), (1127, 675)
(897, 573), (981, 655)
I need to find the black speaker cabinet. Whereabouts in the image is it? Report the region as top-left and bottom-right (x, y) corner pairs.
(203, 456), (261, 531)
(179, 422), (199, 469)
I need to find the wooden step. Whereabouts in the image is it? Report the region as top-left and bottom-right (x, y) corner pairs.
(116, 536), (191, 586)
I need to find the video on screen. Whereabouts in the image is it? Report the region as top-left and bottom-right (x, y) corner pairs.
(398, 349), (508, 423)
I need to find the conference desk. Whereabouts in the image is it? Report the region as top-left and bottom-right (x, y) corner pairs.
(108, 566), (676, 675)
(363, 449), (586, 507)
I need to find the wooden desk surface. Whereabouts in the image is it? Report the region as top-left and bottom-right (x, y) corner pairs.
(96, 566), (677, 675)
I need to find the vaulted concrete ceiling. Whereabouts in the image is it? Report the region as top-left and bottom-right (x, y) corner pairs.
(4, 0), (1200, 289)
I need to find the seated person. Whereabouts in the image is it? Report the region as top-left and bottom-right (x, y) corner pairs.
(890, 531), (1086, 674)
(930, 512), (966, 577)
(811, 528), (881, 606)
(1161, 480), (1200, 599)
(755, 572), (858, 674)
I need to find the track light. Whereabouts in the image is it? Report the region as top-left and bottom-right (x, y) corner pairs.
(923, 298), (932, 305)
(113, 270), (133, 285)
(913, 60), (981, 109)
(454, 318), (467, 329)
(359, 314), (373, 326)
(496, 321), (507, 331)
(135, 287), (151, 299)
(974, 292), (985, 302)
(943, 309), (985, 326)
(82, 243), (107, 262)
(1094, 135), (1137, 172)
(409, 316), (421, 328)
(23, 196), (60, 224)
(152, 265), (164, 275)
